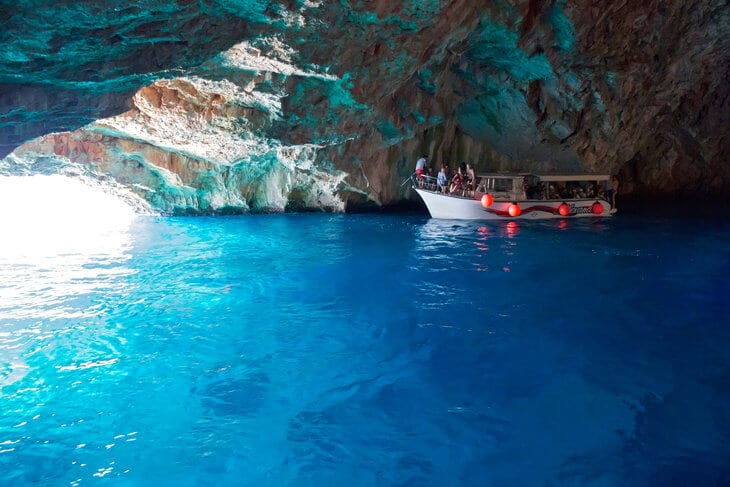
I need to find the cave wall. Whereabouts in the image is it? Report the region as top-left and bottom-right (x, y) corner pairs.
(1, 0), (727, 211)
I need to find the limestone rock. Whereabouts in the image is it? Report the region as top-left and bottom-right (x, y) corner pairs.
(0, 0), (727, 210)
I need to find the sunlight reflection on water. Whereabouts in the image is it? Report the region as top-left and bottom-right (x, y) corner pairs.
(0, 175), (137, 320)
(0, 175), (136, 259)
(0, 193), (728, 485)
(0, 175), (137, 388)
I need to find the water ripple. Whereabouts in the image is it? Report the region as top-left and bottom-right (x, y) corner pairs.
(0, 212), (729, 485)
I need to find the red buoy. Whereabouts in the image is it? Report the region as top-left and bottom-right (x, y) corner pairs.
(481, 194), (494, 208)
(508, 203), (521, 217)
(592, 202), (604, 215)
(558, 202), (570, 216)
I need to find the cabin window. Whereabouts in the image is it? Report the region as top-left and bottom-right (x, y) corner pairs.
(479, 178), (513, 193)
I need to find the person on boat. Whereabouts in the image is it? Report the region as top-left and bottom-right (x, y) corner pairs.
(610, 175), (619, 212)
(587, 183), (596, 198)
(522, 179), (538, 199)
(423, 166), (436, 190)
(553, 183), (567, 199)
(449, 167), (464, 194)
(437, 165), (448, 192)
(415, 155), (427, 178)
(548, 184), (557, 199)
(465, 163), (476, 193)
(527, 180), (542, 199)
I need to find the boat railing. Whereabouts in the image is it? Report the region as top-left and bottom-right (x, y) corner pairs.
(411, 174), (440, 192)
(412, 174), (482, 199)
(409, 171), (613, 202)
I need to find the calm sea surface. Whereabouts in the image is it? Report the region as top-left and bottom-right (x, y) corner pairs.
(1, 207), (730, 485)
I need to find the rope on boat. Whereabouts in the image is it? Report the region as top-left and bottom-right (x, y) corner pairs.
(400, 172), (416, 187)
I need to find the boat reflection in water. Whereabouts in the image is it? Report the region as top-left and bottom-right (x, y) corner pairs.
(415, 218), (527, 275)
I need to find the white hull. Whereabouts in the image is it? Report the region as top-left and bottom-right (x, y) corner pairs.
(415, 189), (613, 220)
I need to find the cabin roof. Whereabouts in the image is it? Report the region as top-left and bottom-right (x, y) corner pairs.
(537, 174), (611, 182)
(475, 173), (611, 182)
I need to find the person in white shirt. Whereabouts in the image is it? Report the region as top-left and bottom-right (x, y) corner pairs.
(437, 165), (447, 192)
(415, 155), (427, 177)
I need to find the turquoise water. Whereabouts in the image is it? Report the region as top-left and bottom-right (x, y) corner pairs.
(1, 210), (730, 485)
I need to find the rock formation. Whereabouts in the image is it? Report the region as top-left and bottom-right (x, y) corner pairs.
(1, 0), (727, 212)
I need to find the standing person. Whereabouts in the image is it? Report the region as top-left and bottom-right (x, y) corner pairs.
(437, 165), (448, 192)
(610, 175), (619, 213)
(415, 155), (428, 177)
(465, 163), (476, 193)
(414, 155), (428, 187)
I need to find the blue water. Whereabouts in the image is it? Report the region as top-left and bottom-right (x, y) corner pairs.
(1, 213), (730, 485)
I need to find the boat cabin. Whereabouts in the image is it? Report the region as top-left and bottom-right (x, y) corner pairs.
(412, 172), (614, 219)
(475, 174), (527, 201)
(474, 174), (611, 201)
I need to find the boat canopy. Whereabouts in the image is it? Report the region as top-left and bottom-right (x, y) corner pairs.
(475, 173), (531, 179)
(474, 173), (610, 182)
(537, 174), (611, 182)
(471, 173), (611, 201)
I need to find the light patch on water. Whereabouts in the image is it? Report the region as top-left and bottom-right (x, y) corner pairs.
(56, 358), (119, 372)
(0, 175), (136, 393)
(0, 360), (29, 388)
(0, 175), (137, 260)
(0, 175), (139, 321)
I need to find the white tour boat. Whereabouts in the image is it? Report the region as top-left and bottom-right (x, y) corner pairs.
(413, 173), (614, 220)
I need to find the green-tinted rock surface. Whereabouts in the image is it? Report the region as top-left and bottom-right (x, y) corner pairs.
(1, 0), (727, 210)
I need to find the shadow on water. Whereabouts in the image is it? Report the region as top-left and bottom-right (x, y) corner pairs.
(620, 195), (730, 219)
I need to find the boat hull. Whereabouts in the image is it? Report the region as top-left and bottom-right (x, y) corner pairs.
(414, 189), (612, 220)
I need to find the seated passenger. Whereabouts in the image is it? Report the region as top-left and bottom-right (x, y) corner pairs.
(449, 167), (464, 194)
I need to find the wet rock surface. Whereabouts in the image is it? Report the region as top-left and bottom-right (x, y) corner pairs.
(1, 0), (727, 211)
